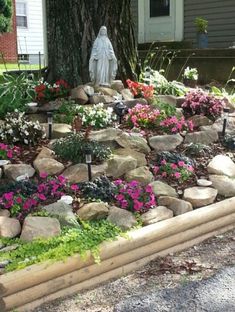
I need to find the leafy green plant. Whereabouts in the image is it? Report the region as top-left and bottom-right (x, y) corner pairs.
(0, 220), (123, 272)
(52, 133), (112, 164)
(152, 101), (177, 118)
(53, 99), (78, 124)
(0, 0), (12, 33)
(0, 111), (46, 145)
(194, 17), (208, 33)
(0, 73), (36, 118)
(78, 176), (117, 202)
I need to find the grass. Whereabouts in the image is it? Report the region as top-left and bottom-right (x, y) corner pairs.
(0, 63), (40, 74)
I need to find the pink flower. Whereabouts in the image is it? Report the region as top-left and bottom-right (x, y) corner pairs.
(70, 184), (79, 191)
(39, 172), (48, 179)
(161, 160), (167, 165)
(58, 175), (66, 184)
(153, 166), (159, 174)
(145, 185), (153, 193)
(116, 194), (125, 201)
(178, 161), (185, 167)
(187, 165), (194, 172)
(170, 163), (178, 170)
(6, 150), (13, 158)
(37, 193), (46, 201)
(133, 200), (143, 211)
(161, 172), (167, 177)
(15, 197), (23, 204)
(174, 172), (181, 179)
(4, 192), (14, 201)
(114, 179), (123, 186)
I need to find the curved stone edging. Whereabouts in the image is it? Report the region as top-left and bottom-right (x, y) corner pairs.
(1, 197), (235, 312)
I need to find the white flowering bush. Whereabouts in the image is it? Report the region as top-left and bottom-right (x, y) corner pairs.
(0, 111), (46, 145)
(183, 67), (198, 81)
(76, 103), (116, 129)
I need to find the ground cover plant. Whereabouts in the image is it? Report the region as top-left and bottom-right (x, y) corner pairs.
(0, 143), (20, 160)
(0, 220), (123, 272)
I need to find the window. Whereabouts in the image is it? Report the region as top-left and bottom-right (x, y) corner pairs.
(18, 54), (29, 63)
(150, 0), (170, 17)
(16, 2), (27, 27)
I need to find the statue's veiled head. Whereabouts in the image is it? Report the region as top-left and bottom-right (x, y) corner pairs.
(98, 26), (107, 37)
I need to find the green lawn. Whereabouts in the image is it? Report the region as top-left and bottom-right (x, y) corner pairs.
(0, 63), (40, 74)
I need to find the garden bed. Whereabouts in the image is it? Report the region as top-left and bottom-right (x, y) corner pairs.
(1, 197), (235, 312)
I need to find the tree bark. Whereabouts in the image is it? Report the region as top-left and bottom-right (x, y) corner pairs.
(46, 0), (140, 87)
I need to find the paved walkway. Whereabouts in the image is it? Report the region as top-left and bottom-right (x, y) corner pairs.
(114, 266), (235, 312)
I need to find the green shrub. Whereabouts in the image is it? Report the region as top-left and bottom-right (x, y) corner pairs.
(52, 133), (112, 164)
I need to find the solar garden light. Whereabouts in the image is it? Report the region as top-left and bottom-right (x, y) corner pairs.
(113, 101), (128, 124)
(222, 107), (230, 137)
(85, 146), (92, 181)
(47, 111), (53, 139)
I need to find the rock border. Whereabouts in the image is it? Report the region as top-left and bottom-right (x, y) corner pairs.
(1, 197), (235, 312)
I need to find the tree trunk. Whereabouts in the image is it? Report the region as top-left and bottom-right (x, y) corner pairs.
(46, 0), (140, 87)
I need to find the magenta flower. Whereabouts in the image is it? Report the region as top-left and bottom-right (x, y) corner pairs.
(174, 172), (181, 178)
(178, 161), (185, 167)
(70, 184), (79, 191)
(39, 172), (48, 179)
(4, 192), (14, 201)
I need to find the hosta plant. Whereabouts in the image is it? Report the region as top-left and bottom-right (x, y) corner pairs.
(0, 111), (45, 145)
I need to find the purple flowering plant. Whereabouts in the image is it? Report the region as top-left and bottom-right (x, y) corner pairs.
(182, 90), (225, 120)
(0, 173), (79, 220)
(114, 179), (156, 213)
(153, 160), (194, 183)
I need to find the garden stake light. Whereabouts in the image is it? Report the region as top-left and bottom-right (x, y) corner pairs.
(114, 101), (128, 124)
(47, 111), (53, 139)
(222, 107), (230, 136)
(85, 146), (92, 181)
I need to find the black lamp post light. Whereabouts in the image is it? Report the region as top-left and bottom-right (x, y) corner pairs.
(113, 101), (128, 124)
(222, 107), (230, 137)
(47, 111), (53, 139)
(85, 146), (92, 181)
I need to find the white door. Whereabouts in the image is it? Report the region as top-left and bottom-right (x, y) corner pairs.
(138, 0), (183, 43)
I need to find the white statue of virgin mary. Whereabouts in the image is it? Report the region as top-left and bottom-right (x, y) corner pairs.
(89, 26), (117, 86)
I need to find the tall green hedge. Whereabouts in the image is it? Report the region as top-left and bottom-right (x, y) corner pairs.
(0, 0), (12, 33)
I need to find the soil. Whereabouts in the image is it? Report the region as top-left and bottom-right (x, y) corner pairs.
(34, 229), (235, 312)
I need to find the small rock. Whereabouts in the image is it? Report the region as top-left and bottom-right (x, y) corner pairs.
(3, 164), (35, 181)
(111, 80), (125, 92)
(0, 209), (10, 217)
(107, 206), (137, 231)
(149, 181), (178, 198)
(158, 196), (193, 216)
(20, 217), (61, 241)
(97, 86), (118, 97)
(0, 244), (19, 253)
(197, 179), (212, 187)
(77, 202), (109, 221)
(189, 115), (213, 128)
(71, 86), (89, 104)
(207, 155), (235, 177)
(125, 166), (154, 186)
(0, 260), (10, 268)
(149, 134), (183, 152)
(107, 155), (137, 178)
(121, 88), (134, 100)
(41, 123), (72, 139)
(43, 201), (79, 227)
(84, 85), (95, 97)
(0, 217), (21, 238)
(33, 158), (65, 176)
(141, 206), (173, 225)
(183, 187), (217, 208)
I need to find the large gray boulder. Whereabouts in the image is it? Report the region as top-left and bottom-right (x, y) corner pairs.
(114, 148), (147, 167)
(115, 132), (151, 154)
(33, 158), (65, 176)
(42, 201), (79, 227)
(184, 129), (218, 145)
(107, 206), (137, 231)
(125, 166), (154, 186)
(20, 217), (61, 241)
(209, 175), (235, 197)
(3, 164), (35, 181)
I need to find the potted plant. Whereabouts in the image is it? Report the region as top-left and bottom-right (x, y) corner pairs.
(183, 67), (198, 88)
(194, 17), (208, 48)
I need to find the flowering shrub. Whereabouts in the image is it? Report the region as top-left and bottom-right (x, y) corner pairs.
(153, 160), (194, 183)
(0, 174), (77, 220)
(35, 79), (70, 103)
(126, 104), (161, 129)
(0, 143), (20, 160)
(183, 67), (198, 80)
(126, 79), (154, 99)
(75, 103), (115, 129)
(126, 104), (193, 133)
(159, 116), (194, 134)
(182, 90), (224, 120)
(114, 180), (156, 213)
(0, 111), (45, 145)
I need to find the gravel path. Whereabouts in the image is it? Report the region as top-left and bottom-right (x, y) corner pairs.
(34, 229), (235, 312)
(114, 266), (235, 312)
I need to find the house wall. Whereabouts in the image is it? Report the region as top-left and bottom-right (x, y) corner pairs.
(184, 0), (235, 48)
(0, 0), (17, 63)
(17, 0), (44, 64)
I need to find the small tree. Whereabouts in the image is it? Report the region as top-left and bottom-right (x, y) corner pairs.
(0, 0), (12, 33)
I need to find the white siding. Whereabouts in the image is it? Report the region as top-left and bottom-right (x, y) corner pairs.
(16, 0), (44, 57)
